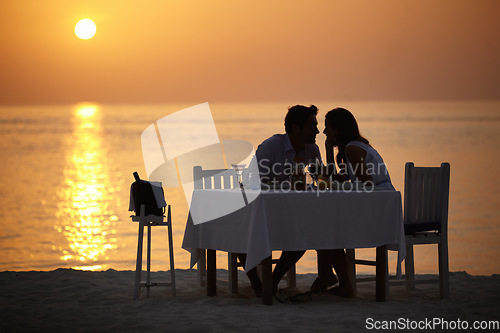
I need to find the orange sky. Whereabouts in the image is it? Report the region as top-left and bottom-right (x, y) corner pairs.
(1, 0), (499, 105)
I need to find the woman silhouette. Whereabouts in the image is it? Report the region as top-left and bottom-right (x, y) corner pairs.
(311, 107), (395, 297)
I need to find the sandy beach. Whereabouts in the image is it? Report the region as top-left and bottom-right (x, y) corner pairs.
(1, 269), (499, 332)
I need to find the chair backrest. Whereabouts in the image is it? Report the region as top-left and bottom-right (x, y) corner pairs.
(404, 162), (450, 232)
(193, 166), (239, 190)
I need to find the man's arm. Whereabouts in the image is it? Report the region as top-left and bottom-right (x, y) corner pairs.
(255, 140), (276, 183)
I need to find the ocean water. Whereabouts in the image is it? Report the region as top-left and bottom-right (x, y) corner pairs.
(0, 101), (499, 275)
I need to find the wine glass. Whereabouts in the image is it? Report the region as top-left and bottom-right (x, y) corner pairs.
(307, 159), (320, 187)
(231, 164), (246, 187)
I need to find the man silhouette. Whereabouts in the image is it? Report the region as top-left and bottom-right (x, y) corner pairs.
(237, 105), (327, 296)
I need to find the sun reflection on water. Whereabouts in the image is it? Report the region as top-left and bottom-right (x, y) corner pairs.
(55, 104), (119, 270)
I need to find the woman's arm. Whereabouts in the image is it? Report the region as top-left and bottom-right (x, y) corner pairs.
(325, 140), (335, 168)
(345, 145), (373, 183)
(324, 141), (349, 181)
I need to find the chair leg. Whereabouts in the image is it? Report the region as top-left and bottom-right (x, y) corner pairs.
(438, 240), (450, 299)
(345, 249), (357, 297)
(146, 224), (151, 297)
(167, 206), (176, 297)
(228, 253), (239, 294)
(405, 244), (415, 290)
(197, 249), (207, 287)
(134, 220), (144, 300)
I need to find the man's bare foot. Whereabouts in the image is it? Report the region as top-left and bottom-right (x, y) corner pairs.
(309, 275), (339, 293)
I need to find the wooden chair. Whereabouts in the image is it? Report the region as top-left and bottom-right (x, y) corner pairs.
(347, 162), (450, 299)
(193, 165), (296, 293)
(193, 166), (239, 289)
(403, 162), (450, 298)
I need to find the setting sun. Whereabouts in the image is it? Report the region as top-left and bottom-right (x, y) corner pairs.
(75, 19), (96, 40)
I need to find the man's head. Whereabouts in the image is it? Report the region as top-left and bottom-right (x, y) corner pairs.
(284, 105), (319, 144)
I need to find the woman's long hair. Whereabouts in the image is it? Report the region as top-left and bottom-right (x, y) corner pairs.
(325, 107), (369, 167)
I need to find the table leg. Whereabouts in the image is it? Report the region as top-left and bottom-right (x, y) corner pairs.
(376, 245), (389, 302)
(346, 249), (357, 298)
(261, 256), (273, 306)
(286, 265), (296, 289)
(207, 249), (216, 296)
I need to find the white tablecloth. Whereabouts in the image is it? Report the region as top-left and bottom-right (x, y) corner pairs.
(182, 189), (405, 276)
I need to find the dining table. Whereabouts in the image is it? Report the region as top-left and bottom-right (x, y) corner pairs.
(182, 186), (405, 305)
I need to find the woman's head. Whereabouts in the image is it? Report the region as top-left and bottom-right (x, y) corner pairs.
(324, 107), (368, 148)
